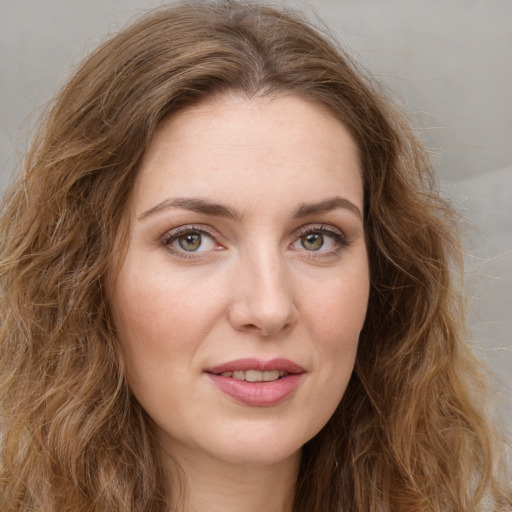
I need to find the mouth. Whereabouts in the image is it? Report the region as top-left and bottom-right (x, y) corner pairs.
(205, 357), (304, 379)
(204, 358), (305, 406)
(214, 369), (288, 382)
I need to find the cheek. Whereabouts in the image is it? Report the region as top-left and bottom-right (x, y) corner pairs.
(110, 270), (200, 409)
(111, 263), (225, 371)
(294, 272), (368, 441)
(301, 266), (369, 396)
(305, 268), (370, 343)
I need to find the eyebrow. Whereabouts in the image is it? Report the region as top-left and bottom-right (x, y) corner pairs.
(137, 195), (362, 222)
(138, 197), (241, 221)
(292, 196), (362, 220)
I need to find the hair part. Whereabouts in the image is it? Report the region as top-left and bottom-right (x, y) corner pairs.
(0, 1), (510, 511)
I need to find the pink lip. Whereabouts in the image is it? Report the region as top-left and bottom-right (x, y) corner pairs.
(206, 358), (304, 375)
(205, 358), (305, 407)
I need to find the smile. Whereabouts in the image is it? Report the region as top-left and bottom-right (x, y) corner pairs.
(205, 358), (305, 406)
(218, 370), (286, 382)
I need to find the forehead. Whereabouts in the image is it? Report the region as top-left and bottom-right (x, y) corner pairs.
(132, 94), (363, 216)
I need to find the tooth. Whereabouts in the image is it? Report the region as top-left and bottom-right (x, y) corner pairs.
(224, 369), (285, 382)
(245, 370), (263, 382)
(262, 370), (280, 381)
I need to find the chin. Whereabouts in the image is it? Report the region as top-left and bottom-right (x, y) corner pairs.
(210, 443), (301, 468)
(201, 424), (308, 468)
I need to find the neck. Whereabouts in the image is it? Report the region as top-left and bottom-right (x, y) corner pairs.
(162, 445), (300, 512)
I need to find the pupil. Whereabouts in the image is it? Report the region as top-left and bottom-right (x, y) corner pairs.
(302, 233), (323, 251)
(179, 233), (201, 251)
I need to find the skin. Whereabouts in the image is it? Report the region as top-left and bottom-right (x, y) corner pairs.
(110, 94), (370, 512)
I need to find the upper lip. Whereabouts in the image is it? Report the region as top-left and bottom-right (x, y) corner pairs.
(205, 358), (305, 375)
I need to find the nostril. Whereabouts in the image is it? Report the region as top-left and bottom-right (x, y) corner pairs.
(227, 273), (299, 335)
(252, 320), (295, 337)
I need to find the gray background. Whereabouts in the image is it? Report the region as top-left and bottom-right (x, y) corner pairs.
(1, 0), (510, 429)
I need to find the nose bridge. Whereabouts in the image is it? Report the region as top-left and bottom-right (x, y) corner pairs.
(228, 242), (298, 336)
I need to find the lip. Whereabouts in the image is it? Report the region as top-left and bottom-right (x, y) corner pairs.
(206, 358), (305, 375)
(205, 358), (305, 407)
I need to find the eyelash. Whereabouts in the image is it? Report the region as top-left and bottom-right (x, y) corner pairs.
(161, 224), (349, 259)
(161, 225), (221, 260)
(294, 224), (349, 256)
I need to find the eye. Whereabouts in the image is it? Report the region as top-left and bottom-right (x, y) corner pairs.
(163, 227), (218, 254)
(300, 232), (326, 251)
(291, 225), (348, 253)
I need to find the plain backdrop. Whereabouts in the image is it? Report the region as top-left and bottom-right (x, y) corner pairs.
(1, 0), (511, 428)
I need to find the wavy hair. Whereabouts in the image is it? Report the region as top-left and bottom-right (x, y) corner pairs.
(0, 1), (510, 511)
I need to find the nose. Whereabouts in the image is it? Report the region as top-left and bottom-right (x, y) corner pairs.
(227, 250), (299, 337)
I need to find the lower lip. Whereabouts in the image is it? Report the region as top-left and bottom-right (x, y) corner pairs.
(206, 373), (303, 406)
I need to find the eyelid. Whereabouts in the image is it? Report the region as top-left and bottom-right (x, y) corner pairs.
(296, 222), (344, 235)
(291, 223), (350, 254)
(161, 224), (225, 258)
(161, 224), (217, 243)
(295, 223), (348, 243)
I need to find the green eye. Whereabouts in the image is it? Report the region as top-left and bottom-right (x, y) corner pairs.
(177, 233), (202, 251)
(301, 233), (324, 251)
(165, 228), (217, 254)
(292, 226), (347, 255)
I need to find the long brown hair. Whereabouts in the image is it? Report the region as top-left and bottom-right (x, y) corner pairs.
(0, 2), (510, 511)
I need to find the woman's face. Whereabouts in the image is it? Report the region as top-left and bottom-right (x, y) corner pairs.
(111, 94), (369, 469)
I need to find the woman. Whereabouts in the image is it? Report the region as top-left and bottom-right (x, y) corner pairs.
(0, 1), (510, 511)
